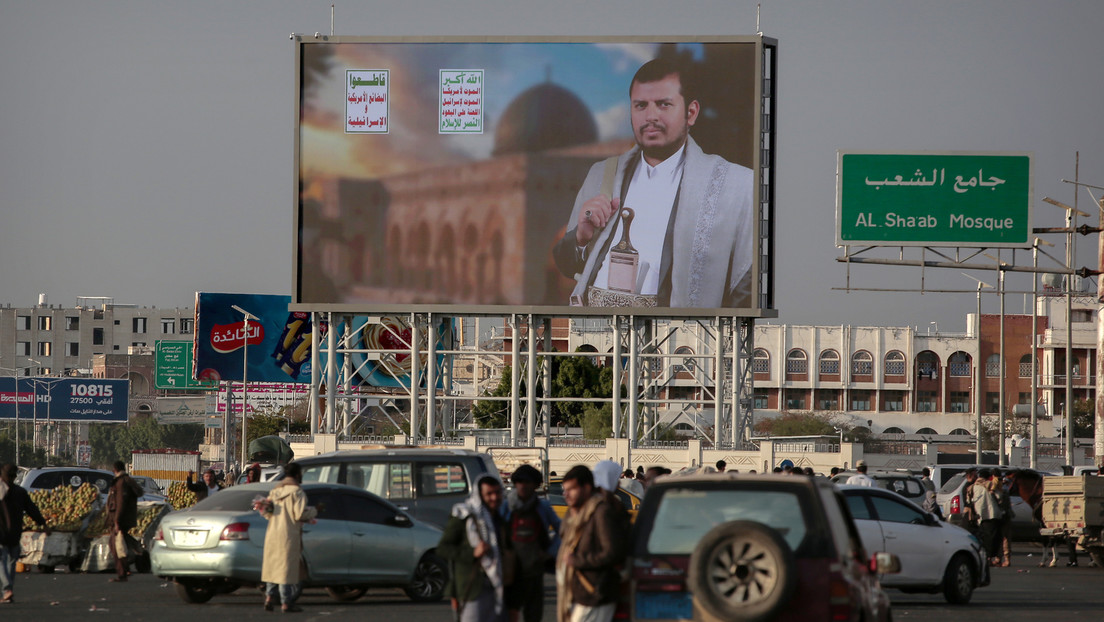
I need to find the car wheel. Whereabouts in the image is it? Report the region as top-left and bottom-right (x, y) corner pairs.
(687, 520), (796, 622)
(38, 564), (55, 574)
(135, 552), (152, 574)
(325, 586), (367, 602)
(942, 554), (975, 604)
(404, 553), (448, 602)
(175, 579), (216, 604)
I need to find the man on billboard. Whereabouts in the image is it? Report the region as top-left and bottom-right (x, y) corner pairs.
(553, 58), (754, 309)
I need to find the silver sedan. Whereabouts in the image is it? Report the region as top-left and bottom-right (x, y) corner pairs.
(150, 482), (447, 604)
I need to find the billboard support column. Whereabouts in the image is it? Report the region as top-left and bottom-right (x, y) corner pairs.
(714, 317), (724, 447)
(510, 315), (521, 446)
(310, 312), (320, 435)
(342, 316), (353, 436)
(427, 313), (437, 444)
(526, 314), (537, 446)
(612, 316), (622, 439)
(735, 319), (755, 446)
(628, 316), (639, 446)
(410, 312), (421, 444)
(326, 311), (337, 435)
(223, 382), (232, 465)
(543, 318), (552, 439)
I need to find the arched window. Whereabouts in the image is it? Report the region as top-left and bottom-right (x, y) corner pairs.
(883, 426), (904, 434)
(786, 349), (807, 375)
(884, 351), (906, 376)
(819, 350), (840, 375)
(851, 351), (873, 376)
(675, 346), (696, 373)
(753, 348), (770, 375)
(916, 351), (940, 379)
(986, 354), (1001, 378)
(1019, 354), (1034, 378)
(949, 428), (971, 436)
(916, 427), (938, 435)
(949, 352), (972, 377)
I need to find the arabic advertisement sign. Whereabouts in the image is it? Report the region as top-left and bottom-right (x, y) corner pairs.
(155, 340), (217, 390)
(154, 397), (208, 424)
(194, 292), (324, 384)
(837, 152), (1033, 247)
(294, 36), (776, 316)
(0, 378), (128, 423)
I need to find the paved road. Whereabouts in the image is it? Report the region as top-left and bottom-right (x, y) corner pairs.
(6, 546), (1104, 621)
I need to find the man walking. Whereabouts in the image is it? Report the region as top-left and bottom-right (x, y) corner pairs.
(971, 469), (1002, 564)
(107, 460), (143, 582)
(439, 475), (511, 622)
(258, 462), (317, 612)
(557, 465), (627, 622)
(186, 468), (224, 501)
(0, 463), (50, 603)
(845, 461), (875, 487)
(503, 465), (560, 622)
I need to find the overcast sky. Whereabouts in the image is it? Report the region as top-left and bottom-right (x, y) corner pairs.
(2, 0), (1102, 333)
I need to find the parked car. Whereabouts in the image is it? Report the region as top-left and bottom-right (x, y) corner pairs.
(831, 470), (928, 504)
(293, 448), (500, 528)
(235, 466), (283, 485)
(937, 467), (1048, 541)
(17, 467), (165, 503)
(546, 476), (641, 521)
(839, 484), (989, 604)
(132, 475), (169, 503)
(150, 482), (447, 604)
(628, 472), (899, 622)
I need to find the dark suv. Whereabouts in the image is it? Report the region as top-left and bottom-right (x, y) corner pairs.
(629, 473), (898, 622)
(294, 448), (500, 528)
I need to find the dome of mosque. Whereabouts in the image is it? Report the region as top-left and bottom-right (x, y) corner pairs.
(493, 82), (598, 156)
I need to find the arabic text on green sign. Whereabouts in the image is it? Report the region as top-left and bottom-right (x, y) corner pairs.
(837, 153), (1032, 247)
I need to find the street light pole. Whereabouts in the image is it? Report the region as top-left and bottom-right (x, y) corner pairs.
(231, 305), (259, 470)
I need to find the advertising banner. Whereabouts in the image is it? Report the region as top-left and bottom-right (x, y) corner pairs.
(0, 378), (129, 423)
(837, 152), (1033, 247)
(294, 37), (775, 316)
(154, 397), (208, 424)
(194, 292), (324, 384)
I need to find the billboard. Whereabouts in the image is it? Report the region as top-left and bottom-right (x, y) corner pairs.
(0, 378), (129, 423)
(194, 292), (325, 384)
(293, 36), (776, 317)
(836, 152), (1033, 247)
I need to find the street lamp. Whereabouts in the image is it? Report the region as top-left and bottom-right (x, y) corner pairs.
(960, 274), (993, 462)
(231, 305), (259, 471)
(27, 358), (43, 460)
(0, 364), (33, 467)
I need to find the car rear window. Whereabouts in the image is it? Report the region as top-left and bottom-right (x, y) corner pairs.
(940, 472), (967, 494)
(190, 489), (258, 512)
(645, 488), (809, 555)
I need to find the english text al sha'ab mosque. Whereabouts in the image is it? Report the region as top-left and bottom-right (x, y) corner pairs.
(303, 81), (632, 306)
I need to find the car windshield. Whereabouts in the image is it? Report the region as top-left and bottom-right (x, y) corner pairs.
(646, 488), (808, 555)
(189, 488), (262, 512)
(940, 472), (968, 494)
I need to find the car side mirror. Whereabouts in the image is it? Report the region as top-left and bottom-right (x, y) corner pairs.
(870, 551), (901, 575)
(390, 513), (413, 528)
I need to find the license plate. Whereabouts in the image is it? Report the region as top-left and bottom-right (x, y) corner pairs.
(175, 529), (208, 546)
(635, 591), (693, 619)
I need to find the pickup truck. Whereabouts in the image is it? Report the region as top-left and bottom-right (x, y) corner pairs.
(1039, 475), (1104, 566)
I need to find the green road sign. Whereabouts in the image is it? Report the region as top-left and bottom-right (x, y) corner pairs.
(837, 152), (1032, 247)
(155, 340), (216, 390)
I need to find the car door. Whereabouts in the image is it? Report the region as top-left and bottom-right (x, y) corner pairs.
(339, 490), (415, 582)
(866, 493), (944, 584)
(301, 490), (353, 583)
(843, 492), (887, 563)
(411, 461), (469, 528)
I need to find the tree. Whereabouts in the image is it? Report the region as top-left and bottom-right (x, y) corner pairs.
(553, 354), (605, 427)
(472, 365), (512, 428)
(755, 412), (839, 438)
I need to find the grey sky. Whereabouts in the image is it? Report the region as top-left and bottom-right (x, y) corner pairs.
(2, 0), (1102, 332)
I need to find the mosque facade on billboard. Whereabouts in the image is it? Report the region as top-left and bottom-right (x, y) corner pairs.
(305, 81), (632, 307)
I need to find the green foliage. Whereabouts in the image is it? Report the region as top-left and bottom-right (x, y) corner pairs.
(473, 365), (512, 428)
(88, 416), (203, 468)
(582, 404), (612, 440)
(755, 412), (839, 438)
(1072, 399), (1094, 438)
(0, 428), (47, 467)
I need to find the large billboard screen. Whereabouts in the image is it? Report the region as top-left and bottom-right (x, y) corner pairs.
(836, 152), (1033, 247)
(0, 378), (129, 423)
(294, 37), (776, 316)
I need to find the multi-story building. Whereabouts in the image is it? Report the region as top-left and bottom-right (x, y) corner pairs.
(0, 295), (194, 378)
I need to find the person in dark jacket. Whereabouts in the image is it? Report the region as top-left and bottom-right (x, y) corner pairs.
(186, 468), (224, 500)
(556, 465), (626, 622)
(438, 475), (510, 622)
(503, 464), (561, 622)
(107, 460), (143, 582)
(0, 462), (49, 604)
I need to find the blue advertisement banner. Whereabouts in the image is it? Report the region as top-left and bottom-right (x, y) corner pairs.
(194, 292), (322, 384)
(0, 378), (129, 423)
